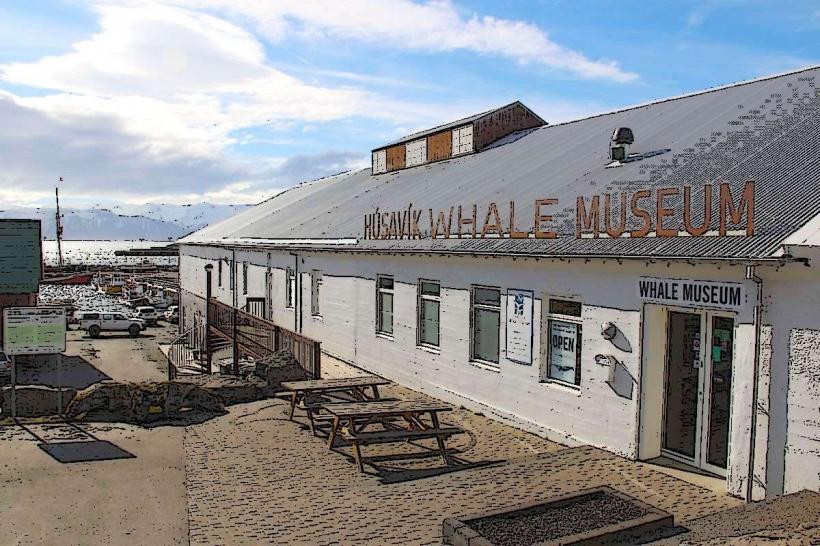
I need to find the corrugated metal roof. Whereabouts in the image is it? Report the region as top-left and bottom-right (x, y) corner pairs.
(183, 66), (820, 260)
(372, 101), (545, 151)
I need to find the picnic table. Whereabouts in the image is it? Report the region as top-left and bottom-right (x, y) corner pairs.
(324, 399), (461, 473)
(280, 376), (391, 434)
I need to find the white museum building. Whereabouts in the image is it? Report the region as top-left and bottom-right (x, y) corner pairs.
(177, 67), (820, 502)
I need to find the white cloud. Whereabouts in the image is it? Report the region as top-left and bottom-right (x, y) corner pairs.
(184, 0), (637, 83)
(0, 4), (378, 159)
(0, 1), (613, 208)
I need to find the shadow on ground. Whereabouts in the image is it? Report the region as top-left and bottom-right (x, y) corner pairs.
(7, 354), (110, 389)
(39, 440), (135, 463)
(309, 418), (505, 484)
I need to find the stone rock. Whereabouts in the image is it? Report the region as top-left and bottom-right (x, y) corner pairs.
(66, 380), (225, 423)
(254, 350), (310, 389)
(1, 385), (77, 417)
(174, 375), (265, 405)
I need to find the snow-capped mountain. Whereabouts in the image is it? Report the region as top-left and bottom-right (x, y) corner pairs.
(0, 203), (251, 240)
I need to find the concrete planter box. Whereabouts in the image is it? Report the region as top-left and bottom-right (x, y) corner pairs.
(442, 486), (673, 546)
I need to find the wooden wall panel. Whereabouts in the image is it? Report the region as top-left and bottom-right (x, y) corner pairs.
(427, 131), (452, 162)
(371, 150), (387, 174)
(385, 145), (406, 172)
(405, 138), (427, 167)
(452, 125), (474, 155)
(473, 103), (545, 151)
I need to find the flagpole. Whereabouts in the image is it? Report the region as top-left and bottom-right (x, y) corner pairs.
(55, 177), (64, 269)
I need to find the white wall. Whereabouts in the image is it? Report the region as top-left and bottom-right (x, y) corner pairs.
(179, 243), (820, 498)
(759, 268), (820, 496)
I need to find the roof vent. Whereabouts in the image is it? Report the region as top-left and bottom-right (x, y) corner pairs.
(610, 127), (634, 161)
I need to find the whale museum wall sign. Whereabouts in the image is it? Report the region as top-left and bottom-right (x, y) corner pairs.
(362, 181), (755, 240)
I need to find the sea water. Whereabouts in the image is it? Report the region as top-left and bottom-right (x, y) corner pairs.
(41, 240), (178, 267)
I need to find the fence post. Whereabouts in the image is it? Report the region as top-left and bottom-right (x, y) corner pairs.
(232, 307), (239, 375)
(312, 341), (321, 378)
(204, 264), (213, 374)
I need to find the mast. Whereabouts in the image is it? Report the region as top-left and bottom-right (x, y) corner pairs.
(55, 177), (64, 269)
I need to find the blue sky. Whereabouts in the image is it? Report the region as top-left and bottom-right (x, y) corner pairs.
(0, 0), (818, 208)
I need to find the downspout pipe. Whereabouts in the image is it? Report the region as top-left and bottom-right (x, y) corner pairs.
(290, 252), (299, 333)
(745, 265), (763, 503)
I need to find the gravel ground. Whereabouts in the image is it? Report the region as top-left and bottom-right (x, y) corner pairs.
(469, 490), (649, 546)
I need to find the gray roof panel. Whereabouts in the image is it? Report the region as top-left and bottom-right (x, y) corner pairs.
(182, 66), (820, 259)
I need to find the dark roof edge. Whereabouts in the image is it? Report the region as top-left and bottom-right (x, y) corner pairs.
(179, 240), (801, 265)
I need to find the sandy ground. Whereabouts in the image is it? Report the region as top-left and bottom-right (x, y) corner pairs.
(0, 322), (187, 546)
(0, 333), (816, 545)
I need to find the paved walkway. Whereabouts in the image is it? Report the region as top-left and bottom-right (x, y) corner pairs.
(184, 366), (743, 545)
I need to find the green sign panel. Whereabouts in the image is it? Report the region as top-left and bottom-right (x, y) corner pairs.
(0, 220), (42, 294)
(2, 307), (66, 355)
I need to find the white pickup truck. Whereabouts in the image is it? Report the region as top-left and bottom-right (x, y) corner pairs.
(76, 311), (145, 338)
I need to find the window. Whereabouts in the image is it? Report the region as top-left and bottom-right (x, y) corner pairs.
(242, 262), (248, 295)
(471, 286), (501, 364)
(218, 260), (223, 287)
(286, 268), (295, 308)
(376, 275), (394, 335)
(311, 270), (323, 316)
(543, 299), (582, 386)
(417, 280), (440, 347)
(114, 314), (125, 320)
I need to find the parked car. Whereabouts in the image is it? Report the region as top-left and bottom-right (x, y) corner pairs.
(149, 296), (174, 310)
(76, 311), (145, 338)
(164, 305), (179, 324)
(0, 352), (11, 376)
(125, 296), (151, 308)
(133, 306), (160, 326)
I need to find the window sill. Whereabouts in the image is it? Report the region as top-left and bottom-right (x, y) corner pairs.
(376, 332), (394, 341)
(416, 344), (441, 355)
(468, 359), (500, 373)
(540, 379), (581, 394)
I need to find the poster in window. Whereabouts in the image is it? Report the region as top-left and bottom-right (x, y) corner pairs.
(505, 289), (533, 365)
(549, 319), (578, 383)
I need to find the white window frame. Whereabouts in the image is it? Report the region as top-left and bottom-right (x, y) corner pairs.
(311, 270), (323, 317)
(286, 267), (295, 309)
(417, 279), (441, 348)
(470, 285), (501, 366)
(541, 297), (583, 386)
(376, 275), (394, 337)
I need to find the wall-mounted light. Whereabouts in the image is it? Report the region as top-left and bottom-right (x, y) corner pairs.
(601, 321), (617, 341)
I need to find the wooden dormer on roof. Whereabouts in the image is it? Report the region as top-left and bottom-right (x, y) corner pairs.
(371, 101), (546, 175)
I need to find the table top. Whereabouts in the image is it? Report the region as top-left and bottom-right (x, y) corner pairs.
(281, 376), (391, 391)
(323, 399), (452, 418)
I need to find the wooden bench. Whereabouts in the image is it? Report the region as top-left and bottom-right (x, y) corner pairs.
(339, 427), (464, 472)
(279, 377), (391, 435)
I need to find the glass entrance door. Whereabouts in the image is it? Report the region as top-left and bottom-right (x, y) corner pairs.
(704, 316), (733, 472)
(662, 310), (734, 475)
(663, 311), (702, 459)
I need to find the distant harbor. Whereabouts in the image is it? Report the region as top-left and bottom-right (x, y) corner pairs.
(41, 240), (178, 267)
